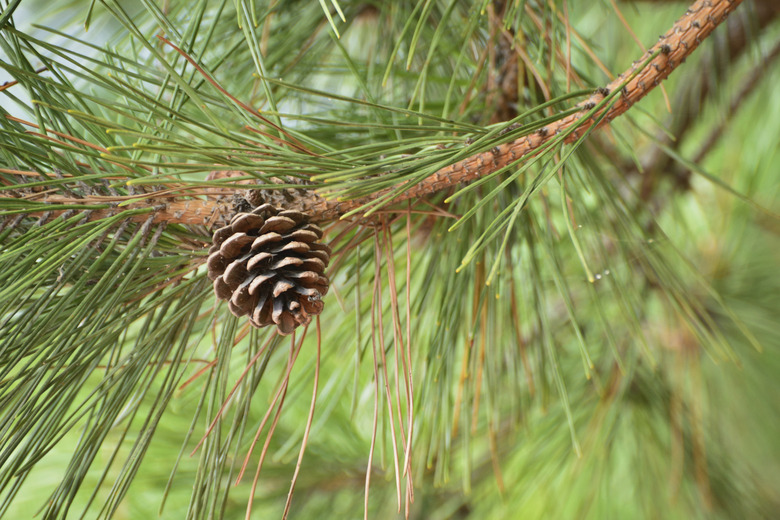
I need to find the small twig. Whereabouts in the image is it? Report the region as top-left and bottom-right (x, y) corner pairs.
(0, 66), (47, 92)
(693, 38), (780, 164)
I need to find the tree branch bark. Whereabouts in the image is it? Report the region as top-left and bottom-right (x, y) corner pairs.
(25, 0), (744, 229)
(635, 0), (779, 199)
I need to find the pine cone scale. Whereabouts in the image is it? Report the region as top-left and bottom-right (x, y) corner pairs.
(273, 279), (295, 298)
(223, 259), (249, 288)
(247, 252), (273, 271)
(248, 272), (275, 293)
(220, 232), (253, 257)
(252, 232), (283, 249)
(271, 256), (304, 270)
(231, 213), (265, 233)
(288, 229), (320, 242)
(259, 216), (297, 234)
(301, 258), (325, 271)
(214, 277), (232, 299)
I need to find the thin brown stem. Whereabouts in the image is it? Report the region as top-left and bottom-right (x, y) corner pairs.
(692, 38), (780, 164)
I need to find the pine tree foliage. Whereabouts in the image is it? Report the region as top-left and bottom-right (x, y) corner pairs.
(0, 0), (778, 518)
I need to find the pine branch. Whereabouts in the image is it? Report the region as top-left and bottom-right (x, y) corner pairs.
(14, 0), (744, 228)
(285, 0), (746, 221)
(634, 0), (780, 199)
(7, 0), (742, 227)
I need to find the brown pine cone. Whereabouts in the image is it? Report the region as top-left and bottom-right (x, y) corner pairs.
(207, 203), (330, 335)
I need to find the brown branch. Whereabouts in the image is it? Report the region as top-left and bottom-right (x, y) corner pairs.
(0, 66), (47, 92)
(18, 0), (744, 228)
(302, 0), (746, 222)
(21, 195), (236, 228)
(637, 0), (780, 199)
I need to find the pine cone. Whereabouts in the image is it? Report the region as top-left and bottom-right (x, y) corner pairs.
(207, 204), (330, 335)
